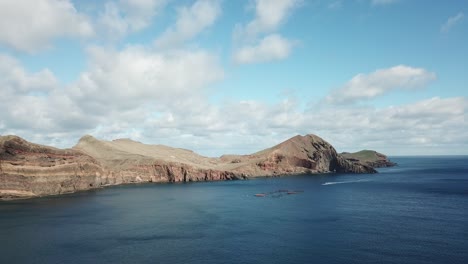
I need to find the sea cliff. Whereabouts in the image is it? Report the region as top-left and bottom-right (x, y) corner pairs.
(1, 134), (378, 200)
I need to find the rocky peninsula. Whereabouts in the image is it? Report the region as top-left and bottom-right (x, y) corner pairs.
(341, 150), (397, 168)
(1, 134), (379, 200)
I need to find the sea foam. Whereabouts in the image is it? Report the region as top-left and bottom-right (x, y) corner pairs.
(322, 179), (370, 185)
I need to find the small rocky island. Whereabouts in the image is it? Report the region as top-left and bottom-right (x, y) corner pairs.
(0, 134), (391, 200)
(341, 150), (397, 168)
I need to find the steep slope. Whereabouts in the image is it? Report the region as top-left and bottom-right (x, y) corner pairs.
(220, 134), (376, 176)
(74, 135), (243, 184)
(341, 150), (396, 168)
(0, 135), (103, 199)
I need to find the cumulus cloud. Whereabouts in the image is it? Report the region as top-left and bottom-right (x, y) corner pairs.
(0, 44), (225, 149)
(0, 1), (464, 157)
(0, 54), (58, 95)
(155, 0), (221, 49)
(388, 97), (465, 119)
(99, 0), (167, 39)
(128, 95), (468, 156)
(70, 45), (224, 113)
(0, 53), (92, 138)
(238, 0), (301, 38)
(0, 0), (93, 53)
(120, 0), (167, 29)
(326, 65), (437, 104)
(234, 34), (294, 64)
(233, 0), (301, 64)
(441, 12), (464, 33)
(1, 53), (466, 156)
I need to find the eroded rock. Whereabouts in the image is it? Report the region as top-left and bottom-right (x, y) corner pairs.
(1, 134), (376, 200)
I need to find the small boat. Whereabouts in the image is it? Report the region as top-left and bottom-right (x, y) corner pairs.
(254, 193), (266, 197)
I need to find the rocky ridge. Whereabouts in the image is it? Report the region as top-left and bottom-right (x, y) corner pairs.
(1, 134), (376, 200)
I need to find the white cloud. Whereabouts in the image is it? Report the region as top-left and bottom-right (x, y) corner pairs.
(233, 0), (301, 64)
(99, 0), (166, 39)
(240, 0), (301, 38)
(0, 0), (93, 53)
(0, 44), (225, 148)
(155, 0), (221, 49)
(120, 0), (167, 29)
(441, 12), (464, 33)
(132, 96), (468, 156)
(1, 53), (466, 156)
(389, 97), (465, 119)
(0, 1), (465, 157)
(234, 34), (294, 64)
(327, 65), (436, 104)
(0, 54), (58, 95)
(0, 53), (91, 136)
(70, 45), (224, 112)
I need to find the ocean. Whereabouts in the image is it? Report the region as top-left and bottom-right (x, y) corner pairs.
(1, 156), (467, 264)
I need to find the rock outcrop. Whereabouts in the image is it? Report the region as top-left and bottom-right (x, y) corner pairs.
(220, 134), (376, 176)
(1, 134), (376, 200)
(73, 135), (246, 185)
(341, 150), (396, 168)
(0, 135), (103, 199)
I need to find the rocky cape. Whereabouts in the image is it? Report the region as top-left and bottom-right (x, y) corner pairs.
(341, 150), (397, 168)
(1, 134), (377, 200)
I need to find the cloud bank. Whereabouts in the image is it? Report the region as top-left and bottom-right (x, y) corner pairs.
(326, 65), (437, 104)
(0, 0), (466, 156)
(233, 0), (300, 64)
(0, 0), (93, 52)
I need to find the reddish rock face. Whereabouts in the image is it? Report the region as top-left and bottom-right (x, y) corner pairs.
(121, 162), (245, 183)
(1, 134), (375, 200)
(233, 134), (376, 175)
(0, 136), (104, 199)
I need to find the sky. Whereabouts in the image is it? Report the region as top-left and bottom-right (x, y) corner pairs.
(0, 0), (467, 156)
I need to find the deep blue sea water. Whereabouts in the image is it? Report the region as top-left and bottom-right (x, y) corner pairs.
(1, 156), (467, 264)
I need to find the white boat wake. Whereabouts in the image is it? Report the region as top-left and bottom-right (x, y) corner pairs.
(322, 179), (370, 186)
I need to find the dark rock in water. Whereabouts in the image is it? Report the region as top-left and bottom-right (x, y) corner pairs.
(254, 189), (305, 198)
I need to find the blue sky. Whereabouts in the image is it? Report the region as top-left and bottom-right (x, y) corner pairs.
(0, 0), (466, 156)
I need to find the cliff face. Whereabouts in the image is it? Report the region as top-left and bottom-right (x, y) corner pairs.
(73, 135), (246, 185)
(220, 134), (376, 176)
(1, 134), (376, 200)
(0, 136), (103, 199)
(341, 150), (396, 168)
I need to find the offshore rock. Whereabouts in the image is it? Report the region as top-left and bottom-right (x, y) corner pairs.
(341, 150), (397, 168)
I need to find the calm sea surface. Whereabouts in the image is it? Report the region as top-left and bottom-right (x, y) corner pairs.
(1, 156), (467, 264)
